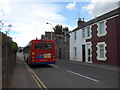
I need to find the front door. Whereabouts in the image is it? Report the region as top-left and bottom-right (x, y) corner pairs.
(86, 43), (92, 63)
(82, 45), (85, 62)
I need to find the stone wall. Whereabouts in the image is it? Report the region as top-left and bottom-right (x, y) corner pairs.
(0, 32), (16, 88)
(0, 32), (2, 90)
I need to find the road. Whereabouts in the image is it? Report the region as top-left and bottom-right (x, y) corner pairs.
(30, 61), (118, 88)
(9, 53), (118, 88)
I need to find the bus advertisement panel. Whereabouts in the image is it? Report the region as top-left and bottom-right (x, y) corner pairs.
(23, 39), (56, 65)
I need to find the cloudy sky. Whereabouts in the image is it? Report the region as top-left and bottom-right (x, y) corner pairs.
(0, 0), (119, 47)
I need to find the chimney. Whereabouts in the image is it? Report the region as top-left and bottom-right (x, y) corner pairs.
(77, 18), (85, 27)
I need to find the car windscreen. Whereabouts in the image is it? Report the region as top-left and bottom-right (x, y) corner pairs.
(34, 43), (52, 50)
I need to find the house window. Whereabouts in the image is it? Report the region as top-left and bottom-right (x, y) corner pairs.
(74, 47), (77, 57)
(82, 28), (85, 38)
(74, 31), (76, 40)
(97, 20), (107, 37)
(86, 26), (91, 39)
(99, 44), (104, 58)
(96, 42), (107, 61)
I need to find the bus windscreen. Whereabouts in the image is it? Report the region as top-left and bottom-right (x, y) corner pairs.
(34, 43), (52, 50)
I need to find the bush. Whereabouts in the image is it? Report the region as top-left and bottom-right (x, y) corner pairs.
(10, 41), (18, 53)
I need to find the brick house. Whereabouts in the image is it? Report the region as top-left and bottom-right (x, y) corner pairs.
(70, 7), (120, 66)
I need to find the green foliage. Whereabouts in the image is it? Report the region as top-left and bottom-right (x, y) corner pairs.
(53, 24), (69, 35)
(53, 24), (63, 35)
(62, 27), (69, 34)
(10, 41), (18, 53)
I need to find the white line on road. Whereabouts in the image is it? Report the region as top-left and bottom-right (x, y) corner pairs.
(49, 64), (59, 68)
(66, 70), (99, 83)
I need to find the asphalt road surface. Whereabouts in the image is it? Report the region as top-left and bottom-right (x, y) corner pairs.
(9, 53), (118, 88)
(30, 61), (118, 88)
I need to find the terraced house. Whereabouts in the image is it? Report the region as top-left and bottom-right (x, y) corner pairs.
(70, 7), (120, 66)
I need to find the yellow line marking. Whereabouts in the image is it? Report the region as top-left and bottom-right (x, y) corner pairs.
(24, 62), (48, 90)
(28, 66), (48, 90)
(25, 65), (42, 89)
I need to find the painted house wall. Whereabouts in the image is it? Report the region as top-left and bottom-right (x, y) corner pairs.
(70, 8), (119, 66)
(117, 15), (120, 67)
(70, 29), (83, 62)
(86, 16), (119, 66)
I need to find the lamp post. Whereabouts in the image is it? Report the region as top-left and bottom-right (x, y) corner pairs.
(46, 22), (53, 40)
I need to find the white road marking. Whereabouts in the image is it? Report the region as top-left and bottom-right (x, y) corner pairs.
(49, 64), (59, 68)
(66, 70), (99, 82)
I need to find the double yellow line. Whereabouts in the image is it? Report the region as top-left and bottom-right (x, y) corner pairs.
(24, 62), (48, 90)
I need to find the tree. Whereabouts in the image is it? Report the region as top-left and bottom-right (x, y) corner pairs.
(53, 24), (63, 35)
(53, 24), (69, 35)
(62, 27), (69, 34)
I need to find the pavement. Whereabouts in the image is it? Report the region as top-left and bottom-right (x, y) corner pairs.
(8, 53), (38, 88)
(57, 59), (119, 72)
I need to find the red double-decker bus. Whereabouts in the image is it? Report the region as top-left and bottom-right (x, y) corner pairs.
(23, 39), (56, 65)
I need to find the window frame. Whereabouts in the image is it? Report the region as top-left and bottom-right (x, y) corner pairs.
(74, 31), (77, 40)
(82, 28), (85, 38)
(74, 47), (77, 58)
(86, 25), (92, 39)
(97, 20), (107, 37)
(96, 42), (107, 61)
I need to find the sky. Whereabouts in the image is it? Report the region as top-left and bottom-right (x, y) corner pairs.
(0, 0), (119, 47)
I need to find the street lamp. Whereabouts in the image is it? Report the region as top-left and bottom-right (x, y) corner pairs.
(46, 22), (53, 40)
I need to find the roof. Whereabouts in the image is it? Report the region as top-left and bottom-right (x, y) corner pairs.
(72, 7), (120, 32)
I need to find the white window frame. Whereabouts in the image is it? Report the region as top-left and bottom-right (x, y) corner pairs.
(96, 42), (107, 61)
(97, 20), (107, 37)
(86, 25), (92, 39)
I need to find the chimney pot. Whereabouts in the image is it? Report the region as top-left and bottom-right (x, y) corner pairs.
(77, 18), (85, 27)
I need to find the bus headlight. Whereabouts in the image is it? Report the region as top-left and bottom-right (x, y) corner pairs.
(32, 60), (34, 61)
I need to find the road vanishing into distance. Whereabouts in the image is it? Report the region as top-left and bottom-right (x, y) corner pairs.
(8, 53), (118, 88)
